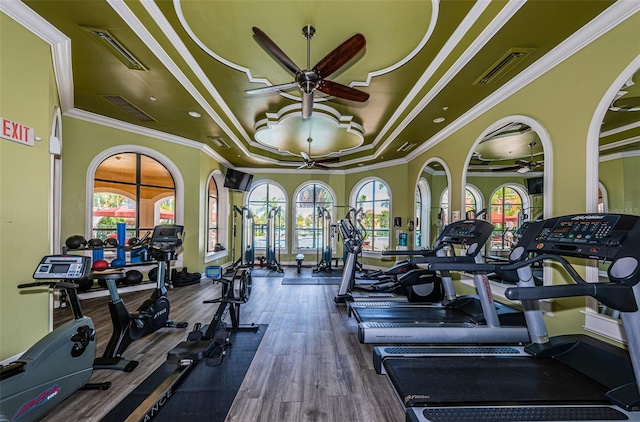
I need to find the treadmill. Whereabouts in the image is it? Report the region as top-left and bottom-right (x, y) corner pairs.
(353, 219), (530, 344)
(379, 213), (640, 422)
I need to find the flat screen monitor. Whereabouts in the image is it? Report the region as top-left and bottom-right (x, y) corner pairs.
(224, 169), (253, 192)
(526, 177), (543, 195)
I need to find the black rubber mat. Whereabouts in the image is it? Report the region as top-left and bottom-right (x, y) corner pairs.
(102, 325), (267, 422)
(281, 278), (341, 285)
(250, 268), (284, 277)
(384, 355), (611, 408)
(311, 268), (343, 277)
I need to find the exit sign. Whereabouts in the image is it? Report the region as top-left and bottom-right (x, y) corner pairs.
(1, 117), (34, 146)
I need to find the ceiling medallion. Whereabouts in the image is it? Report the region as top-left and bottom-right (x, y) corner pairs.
(254, 103), (364, 157)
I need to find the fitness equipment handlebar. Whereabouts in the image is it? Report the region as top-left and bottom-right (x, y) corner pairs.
(428, 253), (638, 313)
(18, 281), (79, 289)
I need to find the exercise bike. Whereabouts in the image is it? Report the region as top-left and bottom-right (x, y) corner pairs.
(93, 225), (188, 372)
(0, 255), (110, 422)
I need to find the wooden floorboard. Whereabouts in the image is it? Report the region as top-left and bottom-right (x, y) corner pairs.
(45, 267), (404, 422)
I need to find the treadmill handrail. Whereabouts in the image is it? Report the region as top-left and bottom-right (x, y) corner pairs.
(381, 242), (447, 257)
(506, 283), (637, 312)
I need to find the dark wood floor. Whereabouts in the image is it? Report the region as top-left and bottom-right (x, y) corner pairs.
(47, 267), (404, 422)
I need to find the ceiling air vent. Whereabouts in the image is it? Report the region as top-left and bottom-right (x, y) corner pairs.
(102, 95), (155, 122)
(397, 142), (417, 152)
(473, 48), (535, 86)
(207, 136), (230, 148)
(80, 26), (147, 71)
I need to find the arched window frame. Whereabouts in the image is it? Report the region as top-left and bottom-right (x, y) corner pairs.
(86, 145), (184, 241)
(205, 170), (229, 262)
(440, 185), (483, 224)
(350, 177), (391, 254)
(415, 178), (431, 248)
(488, 183), (529, 251)
(292, 181), (336, 252)
(246, 180), (288, 253)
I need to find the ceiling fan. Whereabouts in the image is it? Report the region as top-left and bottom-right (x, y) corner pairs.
(297, 137), (339, 169)
(495, 141), (543, 173)
(247, 25), (370, 118)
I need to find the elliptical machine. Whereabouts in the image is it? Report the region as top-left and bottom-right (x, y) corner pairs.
(0, 255), (110, 422)
(93, 225), (188, 372)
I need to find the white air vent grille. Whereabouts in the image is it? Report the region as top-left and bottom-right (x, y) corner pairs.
(207, 136), (230, 148)
(473, 48), (535, 86)
(80, 26), (147, 71)
(102, 95), (155, 121)
(397, 142), (417, 152)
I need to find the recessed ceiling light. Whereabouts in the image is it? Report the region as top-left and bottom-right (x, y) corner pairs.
(189, 111), (201, 118)
(433, 117), (445, 123)
(149, 96), (157, 101)
(358, 163), (364, 166)
(442, 106), (449, 111)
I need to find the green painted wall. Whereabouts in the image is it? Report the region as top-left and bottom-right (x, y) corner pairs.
(0, 15), (59, 359)
(406, 12), (640, 338)
(2, 8), (639, 360)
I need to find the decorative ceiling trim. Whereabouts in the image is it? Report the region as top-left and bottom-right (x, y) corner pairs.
(406, 0), (640, 164)
(139, 0), (252, 144)
(600, 149), (640, 162)
(466, 170), (544, 177)
(599, 135), (640, 152)
(254, 103), (364, 155)
(1, 0), (74, 112)
(173, 0), (439, 103)
(107, 0), (257, 158)
(601, 119), (640, 138)
(65, 108), (232, 167)
(373, 0), (523, 156)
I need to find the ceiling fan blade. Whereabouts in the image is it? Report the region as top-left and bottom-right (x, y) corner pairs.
(313, 162), (331, 169)
(517, 166), (532, 174)
(245, 82), (298, 95)
(317, 79), (369, 102)
(297, 164), (307, 170)
(312, 33), (365, 79)
(316, 156), (340, 164)
(252, 27), (302, 75)
(514, 160), (530, 166)
(300, 151), (311, 162)
(302, 92), (314, 118)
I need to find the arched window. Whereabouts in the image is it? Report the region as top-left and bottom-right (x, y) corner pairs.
(206, 175), (219, 253)
(489, 185), (526, 250)
(92, 152), (175, 242)
(247, 182), (287, 250)
(440, 186), (482, 224)
(353, 179), (390, 252)
(294, 182), (335, 249)
(415, 186), (423, 248)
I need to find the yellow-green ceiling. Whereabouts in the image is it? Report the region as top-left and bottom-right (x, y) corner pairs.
(20, 0), (631, 171)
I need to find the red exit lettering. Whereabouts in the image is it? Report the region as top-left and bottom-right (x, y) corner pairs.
(1, 117), (35, 146)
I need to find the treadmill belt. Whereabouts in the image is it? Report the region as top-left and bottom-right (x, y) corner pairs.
(352, 306), (472, 323)
(419, 406), (627, 421)
(385, 356), (611, 407)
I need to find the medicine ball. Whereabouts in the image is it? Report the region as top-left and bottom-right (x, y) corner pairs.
(124, 270), (143, 285)
(87, 238), (104, 248)
(105, 238), (118, 248)
(111, 258), (126, 268)
(92, 259), (109, 271)
(76, 277), (94, 292)
(148, 267), (158, 283)
(65, 235), (87, 250)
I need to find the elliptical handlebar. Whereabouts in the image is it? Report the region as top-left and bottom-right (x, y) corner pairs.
(18, 281), (79, 289)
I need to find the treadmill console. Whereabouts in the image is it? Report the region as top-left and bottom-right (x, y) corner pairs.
(439, 219), (495, 246)
(33, 255), (91, 280)
(525, 214), (640, 260)
(150, 225), (184, 251)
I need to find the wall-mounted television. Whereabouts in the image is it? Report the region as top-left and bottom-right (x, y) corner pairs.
(224, 168), (253, 192)
(526, 177), (543, 195)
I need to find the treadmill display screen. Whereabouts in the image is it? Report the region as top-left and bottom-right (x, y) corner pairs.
(542, 214), (619, 243)
(445, 222), (475, 237)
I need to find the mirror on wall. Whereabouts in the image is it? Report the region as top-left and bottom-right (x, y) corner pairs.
(596, 68), (640, 322)
(465, 122), (545, 259)
(415, 161), (449, 249)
